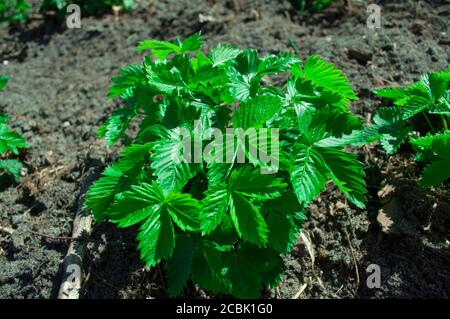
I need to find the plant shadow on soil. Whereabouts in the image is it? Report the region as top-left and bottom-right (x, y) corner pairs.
(0, 0), (449, 298)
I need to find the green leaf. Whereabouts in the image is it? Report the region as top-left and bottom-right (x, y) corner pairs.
(137, 205), (175, 267)
(315, 125), (380, 148)
(265, 211), (300, 253)
(319, 147), (367, 208)
(166, 192), (201, 232)
(0, 113), (10, 124)
(191, 241), (231, 293)
(233, 95), (283, 129)
(144, 59), (185, 93)
(429, 91), (450, 115)
(98, 107), (135, 146)
(0, 75), (9, 90)
(290, 145), (328, 205)
(429, 72), (448, 100)
(180, 33), (203, 52)
(0, 123), (28, 155)
(302, 55), (358, 104)
(167, 235), (196, 297)
(322, 107), (363, 138)
(109, 181), (200, 266)
(201, 166), (284, 239)
(226, 251), (263, 298)
(137, 33), (203, 60)
(137, 40), (182, 60)
(108, 182), (176, 267)
(122, 0), (134, 11)
(109, 182), (163, 227)
(228, 68), (259, 101)
(375, 71), (450, 122)
(258, 53), (300, 76)
(411, 132), (450, 187)
(421, 160), (450, 187)
(85, 166), (123, 221)
(84, 158), (144, 221)
(234, 49), (259, 75)
(229, 165), (285, 200)
(226, 243), (283, 298)
(374, 87), (407, 101)
(206, 162), (231, 185)
(150, 128), (193, 193)
(209, 44), (241, 67)
(260, 251), (284, 289)
(115, 143), (153, 172)
(230, 192), (268, 247)
(108, 64), (146, 98)
(200, 183), (229, 235)
(372, 107), (411, 154)
(0, 159), (24, 182)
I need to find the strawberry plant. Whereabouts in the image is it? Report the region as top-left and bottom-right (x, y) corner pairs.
(40, 0), (134, 16)
(367, 69), (450, 187)
(0, 75), (28, 184)
(85, 34), (368, 298)
(0, 0), (30, 24)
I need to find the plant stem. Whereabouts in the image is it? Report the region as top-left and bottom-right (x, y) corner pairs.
(422, 112), (436, 133)
(440, 114), (448, 131)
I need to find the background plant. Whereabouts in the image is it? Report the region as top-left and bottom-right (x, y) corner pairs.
(290, 0), (338, 13)
(367, 69), (450, 187)
(0, 0), (30, 24)
(85, 34), (369, 298)
(0, 75), (28, 185)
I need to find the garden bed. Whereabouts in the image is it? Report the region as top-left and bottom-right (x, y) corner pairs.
(0, 0), (449, 298)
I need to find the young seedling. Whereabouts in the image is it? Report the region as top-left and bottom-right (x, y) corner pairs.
(369, 69), (450, 187)
(85, 34), (368, 298)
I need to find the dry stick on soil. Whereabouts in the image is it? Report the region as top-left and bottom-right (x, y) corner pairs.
(343, 227), (360, 297)
(0, 225), (15, 235)
(58, 167), (101, 299)
(292, 283), (307, 299)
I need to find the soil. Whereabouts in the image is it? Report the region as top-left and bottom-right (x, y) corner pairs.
(0, 0), (449, 299)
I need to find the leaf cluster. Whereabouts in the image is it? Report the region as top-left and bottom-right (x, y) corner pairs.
(368, 69), (450, 187)
(85, 34), (368, 298)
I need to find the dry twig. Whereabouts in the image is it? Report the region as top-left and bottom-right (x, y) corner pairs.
(58, 167), (100, 299)
(343, 227), (360, 296)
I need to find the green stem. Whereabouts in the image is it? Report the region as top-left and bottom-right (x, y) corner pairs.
(440, 114), (448, 131)
(422, 112), (436, 134)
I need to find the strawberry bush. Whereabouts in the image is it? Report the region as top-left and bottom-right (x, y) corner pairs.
(85, 34), (369, 298)
(0, 75), (28, 185)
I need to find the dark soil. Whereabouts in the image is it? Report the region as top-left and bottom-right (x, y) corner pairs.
(0, 0), (449, 299)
